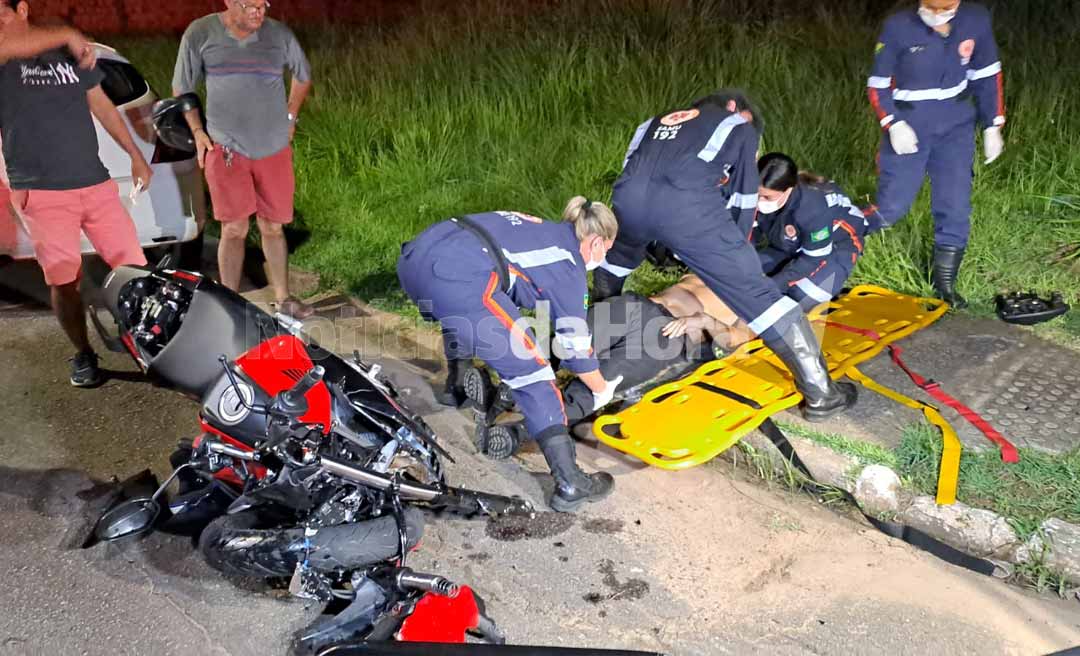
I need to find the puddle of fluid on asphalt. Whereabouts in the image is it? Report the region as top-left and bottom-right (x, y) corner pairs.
(583, 558), (649, 604)
(485, 511), (575, 542)
(582, 517), (624, 535)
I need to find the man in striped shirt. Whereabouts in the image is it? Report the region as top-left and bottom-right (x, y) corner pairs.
(173, 0), (314, 318)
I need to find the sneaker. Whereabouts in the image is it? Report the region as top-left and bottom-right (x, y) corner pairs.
(70, 350), (103, 388)
(277, 296), (315, 320)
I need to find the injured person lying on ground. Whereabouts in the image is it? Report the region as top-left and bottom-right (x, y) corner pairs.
(469, 274), (761, 457)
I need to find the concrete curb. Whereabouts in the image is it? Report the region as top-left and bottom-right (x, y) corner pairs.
(736, 431), (1080, 587)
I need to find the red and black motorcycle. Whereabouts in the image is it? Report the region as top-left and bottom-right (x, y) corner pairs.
(87, 263), (547, 653)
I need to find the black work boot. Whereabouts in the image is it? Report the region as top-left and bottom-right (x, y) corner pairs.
(931, 245), (968, 310)
(591, 268), (626, 303)
(435, 358), (468, 407)
(768, 315), (857, 422)
(536, 430), (614, 513)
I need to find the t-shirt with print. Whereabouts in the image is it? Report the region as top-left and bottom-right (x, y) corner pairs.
(0, 49), (109, 191)
(173, 15), (311, 160)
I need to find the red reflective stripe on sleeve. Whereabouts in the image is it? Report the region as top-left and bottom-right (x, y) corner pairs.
(996, 71), (1006, 119)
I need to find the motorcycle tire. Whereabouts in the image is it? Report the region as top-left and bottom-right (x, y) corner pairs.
(198, 508), (425, 578)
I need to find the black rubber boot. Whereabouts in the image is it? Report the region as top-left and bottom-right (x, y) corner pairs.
(535, 430), (614, 513)
(591, 268), (625, 303)
(435, 358), (468, 408)
(931, 245), (968, 310)
(767, 315), (857, 422)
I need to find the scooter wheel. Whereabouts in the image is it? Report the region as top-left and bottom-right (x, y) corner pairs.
(463, 365), (495, 411)
(483, 424), (522, 461)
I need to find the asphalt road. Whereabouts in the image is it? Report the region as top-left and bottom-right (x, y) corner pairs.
(1, 268), (1078, 656)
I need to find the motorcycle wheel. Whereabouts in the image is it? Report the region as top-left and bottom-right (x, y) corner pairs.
(198, 508), (425, 578)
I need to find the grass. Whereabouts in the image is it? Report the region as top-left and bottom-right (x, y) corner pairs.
(895, 422), (1080, 539)
(108, 0), (1080, 332)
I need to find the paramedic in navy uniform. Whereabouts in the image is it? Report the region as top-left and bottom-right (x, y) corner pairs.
(867, 0), (1006, 308)
(593, 90), (857, 422)
(397, 198), (622, 513)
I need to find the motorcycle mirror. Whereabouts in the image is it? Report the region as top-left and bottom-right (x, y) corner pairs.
(93, 497), (161, 542)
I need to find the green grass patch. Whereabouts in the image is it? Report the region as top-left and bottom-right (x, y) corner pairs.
(895, 422), (1080, 539)
(106, 0), (1080, 332)
(774, 420), (898, 468)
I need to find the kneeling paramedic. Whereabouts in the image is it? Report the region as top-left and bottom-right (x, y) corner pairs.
(397, 199), (622, 512)
(593, 90), (857, 421)
(866, 0), (1006, 308)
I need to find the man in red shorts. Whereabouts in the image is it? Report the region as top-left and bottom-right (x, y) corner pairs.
(173, 0), (314, 319)
(0, 0), (152, 387)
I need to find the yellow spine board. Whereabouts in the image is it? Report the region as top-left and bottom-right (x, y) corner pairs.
(593, 285), (951, 472)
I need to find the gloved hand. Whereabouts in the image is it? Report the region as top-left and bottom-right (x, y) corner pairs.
(983, 126), (1004, 164)
(888, 120), (919, 155)
(592, 375), (624, 412)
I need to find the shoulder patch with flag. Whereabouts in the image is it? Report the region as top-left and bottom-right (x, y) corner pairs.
(811, 227), (830, 242)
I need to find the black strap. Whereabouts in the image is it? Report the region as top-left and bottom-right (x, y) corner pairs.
(757, 419), (997, 577)
(451, 217), (511, 294)
(686, 383), (998, 576)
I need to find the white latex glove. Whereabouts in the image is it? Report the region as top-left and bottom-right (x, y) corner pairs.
(983, 126), (1004, 164)
(592, 375), (624, 411)
(888, 120), (919, 155)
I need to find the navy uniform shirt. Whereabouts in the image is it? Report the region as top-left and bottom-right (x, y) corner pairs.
(619, 104), (760, 237)
(461, 211), (599, 375)
(754, 182), (867, 285)
(868, 3), (1005, 131)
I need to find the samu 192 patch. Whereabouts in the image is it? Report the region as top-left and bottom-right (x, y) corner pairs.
(811, 227), (830, 242)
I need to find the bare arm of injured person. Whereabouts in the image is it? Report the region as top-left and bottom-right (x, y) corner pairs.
(653, 274), (756, 349)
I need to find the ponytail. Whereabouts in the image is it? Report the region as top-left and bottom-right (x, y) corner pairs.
(562, 196), (618, 241)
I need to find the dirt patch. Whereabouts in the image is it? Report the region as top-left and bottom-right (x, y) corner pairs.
(742, 554), (795, 593)
(485, 512), (575, 542)
(582, 518), (624, 535)
(583, 559), (649, 604)
(466, 552), (491, 563)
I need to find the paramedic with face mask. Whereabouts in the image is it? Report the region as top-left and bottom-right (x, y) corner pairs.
(866, 0), (1006, 308)
(397, 198), (621, 512)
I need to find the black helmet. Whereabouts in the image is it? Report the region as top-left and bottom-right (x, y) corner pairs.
(151, 93), (202, 153)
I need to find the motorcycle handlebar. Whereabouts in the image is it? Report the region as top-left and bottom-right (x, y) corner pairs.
(280, 365), (325, 410)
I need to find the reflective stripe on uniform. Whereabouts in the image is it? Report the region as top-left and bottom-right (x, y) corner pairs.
(556, 333), (593, 353)
(727, 192), (758, 210)
(623, 119), (652, 169)
(892, 79), (968, 101)
(598, 259), (635, 278)
(867, 76), (892, 89)
(696, 113), (747, 163)
(502, 366), (557, 390)
(967, 61), (1001, 81)
(799, 244), (833, 258)
(747, 295), (800, 335)
(795, 277), (834, 303)
(502, 245), (575, 269)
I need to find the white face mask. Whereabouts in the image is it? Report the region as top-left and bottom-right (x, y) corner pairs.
(585, 258), (602, 272)
(918, 6), (958, 27)
(757, 199), (782, 214)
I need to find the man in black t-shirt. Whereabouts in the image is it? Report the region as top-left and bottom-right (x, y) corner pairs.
(1, 0), (152, 387)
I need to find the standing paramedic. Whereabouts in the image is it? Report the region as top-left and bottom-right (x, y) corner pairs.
(593, 90), (857, 422)
(867, 0), (1006, 308)
(398, 199), (623, 513)
(0, 0), (151, 387)
(173, 0), (314, 319)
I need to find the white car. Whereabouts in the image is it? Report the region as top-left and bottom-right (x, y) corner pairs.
(0, 44), (204, 261)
